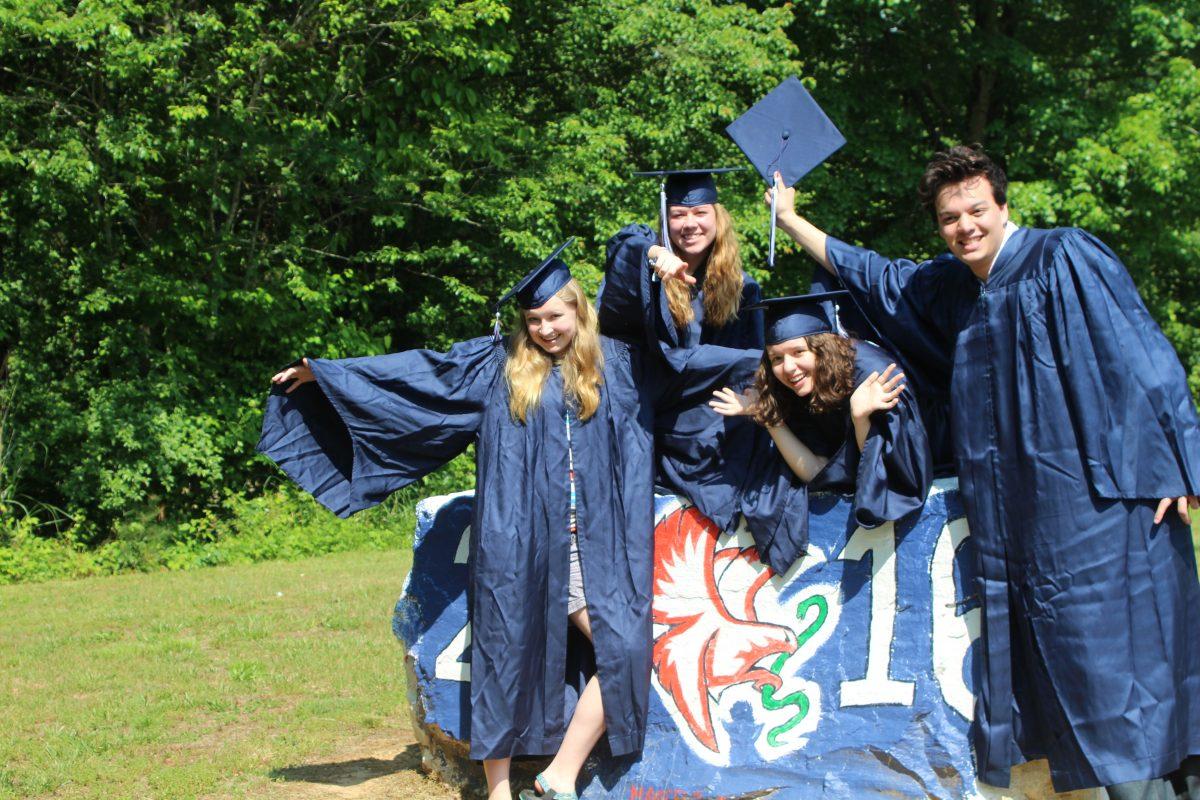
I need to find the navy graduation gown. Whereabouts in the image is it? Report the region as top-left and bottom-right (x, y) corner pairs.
(597, 223), (768, 542)
(257, 335), (752, 760)
(826, 227), (1200, 790)
(740, 340), (933, 574)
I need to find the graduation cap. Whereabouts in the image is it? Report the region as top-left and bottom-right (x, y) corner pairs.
(492, 237), (575, 341)
(631, 167), (745, 258)
(725, 76), (846, 268)
(744, 290), (849, 346)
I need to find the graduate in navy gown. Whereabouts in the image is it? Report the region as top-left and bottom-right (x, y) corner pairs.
(770, 145), (1200, 795)
(595, 169), (773, 545)
(256, 242), (758, 800)
(598, 168), (763, 351)
(708, 292), (933, 573)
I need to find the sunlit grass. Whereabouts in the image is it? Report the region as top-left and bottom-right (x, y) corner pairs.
(0, 549), (412, 799)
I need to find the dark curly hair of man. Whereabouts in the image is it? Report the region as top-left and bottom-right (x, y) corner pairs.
(917, 144), (1008, 222)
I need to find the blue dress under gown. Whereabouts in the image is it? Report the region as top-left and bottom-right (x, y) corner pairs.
(826, 226), (1200, 790)
(256, 334), (757, 760)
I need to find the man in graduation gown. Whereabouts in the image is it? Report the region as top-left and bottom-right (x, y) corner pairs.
(769, 145), (1200, 796)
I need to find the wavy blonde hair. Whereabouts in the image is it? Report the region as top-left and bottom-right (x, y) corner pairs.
(506, 278), (604, 424)
(663, 203), (744, 330)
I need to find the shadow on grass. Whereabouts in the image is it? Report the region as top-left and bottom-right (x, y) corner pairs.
(269, 743), (422, 787)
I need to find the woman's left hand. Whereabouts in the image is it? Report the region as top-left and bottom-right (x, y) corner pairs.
(850, 363), (905, 420)
(709, 386), (759, 417)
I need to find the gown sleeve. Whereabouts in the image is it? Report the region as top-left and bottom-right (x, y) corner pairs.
(1045, 229), (1200, 498)
(598, 223), (674, 348)
(256, 336), (502, 516)
(646, 343), (764, 534)
(824, 237), (959, 384)
(808, 396), (933, 528)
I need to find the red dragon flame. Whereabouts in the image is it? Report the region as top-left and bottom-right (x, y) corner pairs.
(652, 506), (797, 752)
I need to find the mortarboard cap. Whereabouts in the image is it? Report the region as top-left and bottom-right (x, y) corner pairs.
(745, 290), (849, 346)
(492, 238), (576, 340)
(632, 168), (744, 259)
(725, 77), (846, 267)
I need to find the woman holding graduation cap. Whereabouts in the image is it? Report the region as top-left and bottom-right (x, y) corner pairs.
(257, 241), (757, 800)
(598, 167), (764, 351)
(709, 292), (934, 572)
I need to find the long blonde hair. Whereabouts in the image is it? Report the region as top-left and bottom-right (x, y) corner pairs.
(506, 279), (605, 424)
(663, 203), (744, 330)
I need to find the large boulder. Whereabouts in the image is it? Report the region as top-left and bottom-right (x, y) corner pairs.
(393, 482), (1098, 800)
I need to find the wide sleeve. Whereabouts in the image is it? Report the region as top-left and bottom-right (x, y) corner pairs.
(825, 239), (962, 379)
(651, 343), (761, 412)
(256, 336), (502, 516)
(597, 224), (668, 346)
(1045, 230), (1200, 498)
(810, 345), (933, 526)
(818, 396), (932, 529)
(737, 444), (813, 576)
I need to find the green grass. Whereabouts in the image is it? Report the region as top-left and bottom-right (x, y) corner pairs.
(0, 549), (413, 799)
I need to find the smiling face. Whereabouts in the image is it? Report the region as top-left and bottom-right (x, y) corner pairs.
(934, 175), (1009, 278)
(524, 294), (577, 356)
(667, 203), (717, 261)
(767, 337), (819, 397)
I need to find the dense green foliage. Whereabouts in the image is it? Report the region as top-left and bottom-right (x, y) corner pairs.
(1, 0), (1197, 554)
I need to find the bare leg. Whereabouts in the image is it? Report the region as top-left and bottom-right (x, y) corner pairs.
(536, 607), (606, 795)
(484, 756), (512, 800)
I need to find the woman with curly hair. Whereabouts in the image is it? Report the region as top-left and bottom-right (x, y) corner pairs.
(710, 292), (933, 572)
(258, 242), (757, 800)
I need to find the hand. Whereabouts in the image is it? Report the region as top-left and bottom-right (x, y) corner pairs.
(1154, 495), (1199, 525)
(709, 386), (759, 417)
(271, 358), (315, 394)
(849, 363), (905, 420)
(648, 245), (696, 285)
(764, 170), (799, 223)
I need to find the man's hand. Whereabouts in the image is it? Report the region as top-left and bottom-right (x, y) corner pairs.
(765, 171), (799, 224)
(1154, 495), (1199, 525)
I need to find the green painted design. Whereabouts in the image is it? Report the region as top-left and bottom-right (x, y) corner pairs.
(760, 594), (829, 747)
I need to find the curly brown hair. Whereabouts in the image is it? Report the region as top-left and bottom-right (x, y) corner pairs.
(752, 333), (857, 426)
(917, 144), (1008, 223)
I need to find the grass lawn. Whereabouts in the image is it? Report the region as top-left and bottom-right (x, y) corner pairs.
(0, 549), (455, 800)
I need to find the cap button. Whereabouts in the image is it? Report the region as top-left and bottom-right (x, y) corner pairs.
(782, 129), (791, 140)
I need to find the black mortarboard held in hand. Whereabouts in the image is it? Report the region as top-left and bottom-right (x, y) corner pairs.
(631, 168), (744, 277)
(726, 76), (846, 268)
(744, 290), (849, 346)
(492, 237), (576, 342)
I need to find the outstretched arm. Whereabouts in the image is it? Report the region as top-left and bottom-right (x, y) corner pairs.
(709, 387), (828, 482)
(769, 170), (833, 275)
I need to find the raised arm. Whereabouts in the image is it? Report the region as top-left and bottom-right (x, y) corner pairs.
(769, 171), (833, 274)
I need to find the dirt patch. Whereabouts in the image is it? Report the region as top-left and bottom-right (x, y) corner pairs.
(263, 728), (463, 800)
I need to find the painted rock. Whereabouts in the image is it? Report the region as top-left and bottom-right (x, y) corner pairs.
(393, 482), (1098, 800)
